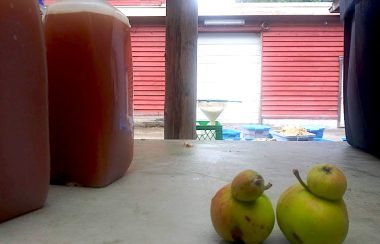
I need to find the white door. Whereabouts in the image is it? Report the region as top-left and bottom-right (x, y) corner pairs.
(197, 32), (262, 124)
(339, 56), (345, 128)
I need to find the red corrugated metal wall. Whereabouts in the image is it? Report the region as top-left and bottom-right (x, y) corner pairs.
(131, 26), (166, 115)
(261, 24), (344, 119)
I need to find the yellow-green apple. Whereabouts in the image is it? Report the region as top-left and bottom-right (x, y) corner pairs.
(276, 166), (349, 244)
(211, 170), (275, 244)
(307, 163), (347, 200)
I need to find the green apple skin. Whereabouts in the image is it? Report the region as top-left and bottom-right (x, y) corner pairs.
(277, 184), (349, 244)
(211, 183), (275, 244)
(307, 164), (347, 200)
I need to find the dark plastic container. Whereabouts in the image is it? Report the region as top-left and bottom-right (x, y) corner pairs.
(0, 0), (50, 222)
(341, 0), (380, 156)
(45, 0), (134, 187)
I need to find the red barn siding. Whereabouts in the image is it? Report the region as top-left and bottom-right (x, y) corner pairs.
(261, 24), (344, 119)
(131, 26), (166, 115)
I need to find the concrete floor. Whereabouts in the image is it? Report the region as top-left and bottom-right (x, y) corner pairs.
(135, 126), (346, 141)
(1, 141), (379, 243)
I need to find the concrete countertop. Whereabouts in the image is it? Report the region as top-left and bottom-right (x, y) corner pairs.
(1, 140), (379, 243)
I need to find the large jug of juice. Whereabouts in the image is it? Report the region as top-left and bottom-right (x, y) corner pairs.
(45, 0), (134, 187)
(0, 0), (50, 222)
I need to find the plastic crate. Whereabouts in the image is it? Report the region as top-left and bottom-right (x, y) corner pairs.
(196, 121), (223, 140)
(222, 129), (241, 140)
(242, 124), (271, 140)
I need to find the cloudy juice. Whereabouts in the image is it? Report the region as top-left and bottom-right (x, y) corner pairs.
(0, 0), (50, 222)
(45, 0), (134, 187)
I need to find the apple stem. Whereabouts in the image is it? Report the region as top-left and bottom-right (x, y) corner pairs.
(264, 182), (272, 191)
(293, 169), (311, 192)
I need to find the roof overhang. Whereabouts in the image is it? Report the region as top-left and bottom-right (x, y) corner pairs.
(329, 0), (340, 13)
(118, 2), (339, 17)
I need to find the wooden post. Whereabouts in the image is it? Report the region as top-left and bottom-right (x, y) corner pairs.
(164, 0), (198, 139)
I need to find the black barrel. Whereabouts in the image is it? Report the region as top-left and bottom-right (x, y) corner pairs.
(341, 0), (380, 157)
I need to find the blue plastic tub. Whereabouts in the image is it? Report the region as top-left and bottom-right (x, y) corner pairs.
(223, 129), (241, 140)
(242, 124), (271, 140)
(304, 126), (325, 138)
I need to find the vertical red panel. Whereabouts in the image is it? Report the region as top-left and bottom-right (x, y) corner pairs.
(131, 26), (166, 115)
(261, 23), (344, 119)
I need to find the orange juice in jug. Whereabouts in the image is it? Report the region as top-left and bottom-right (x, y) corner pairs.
(45, 0), (134, 187)
(0, 0), (50, 222)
